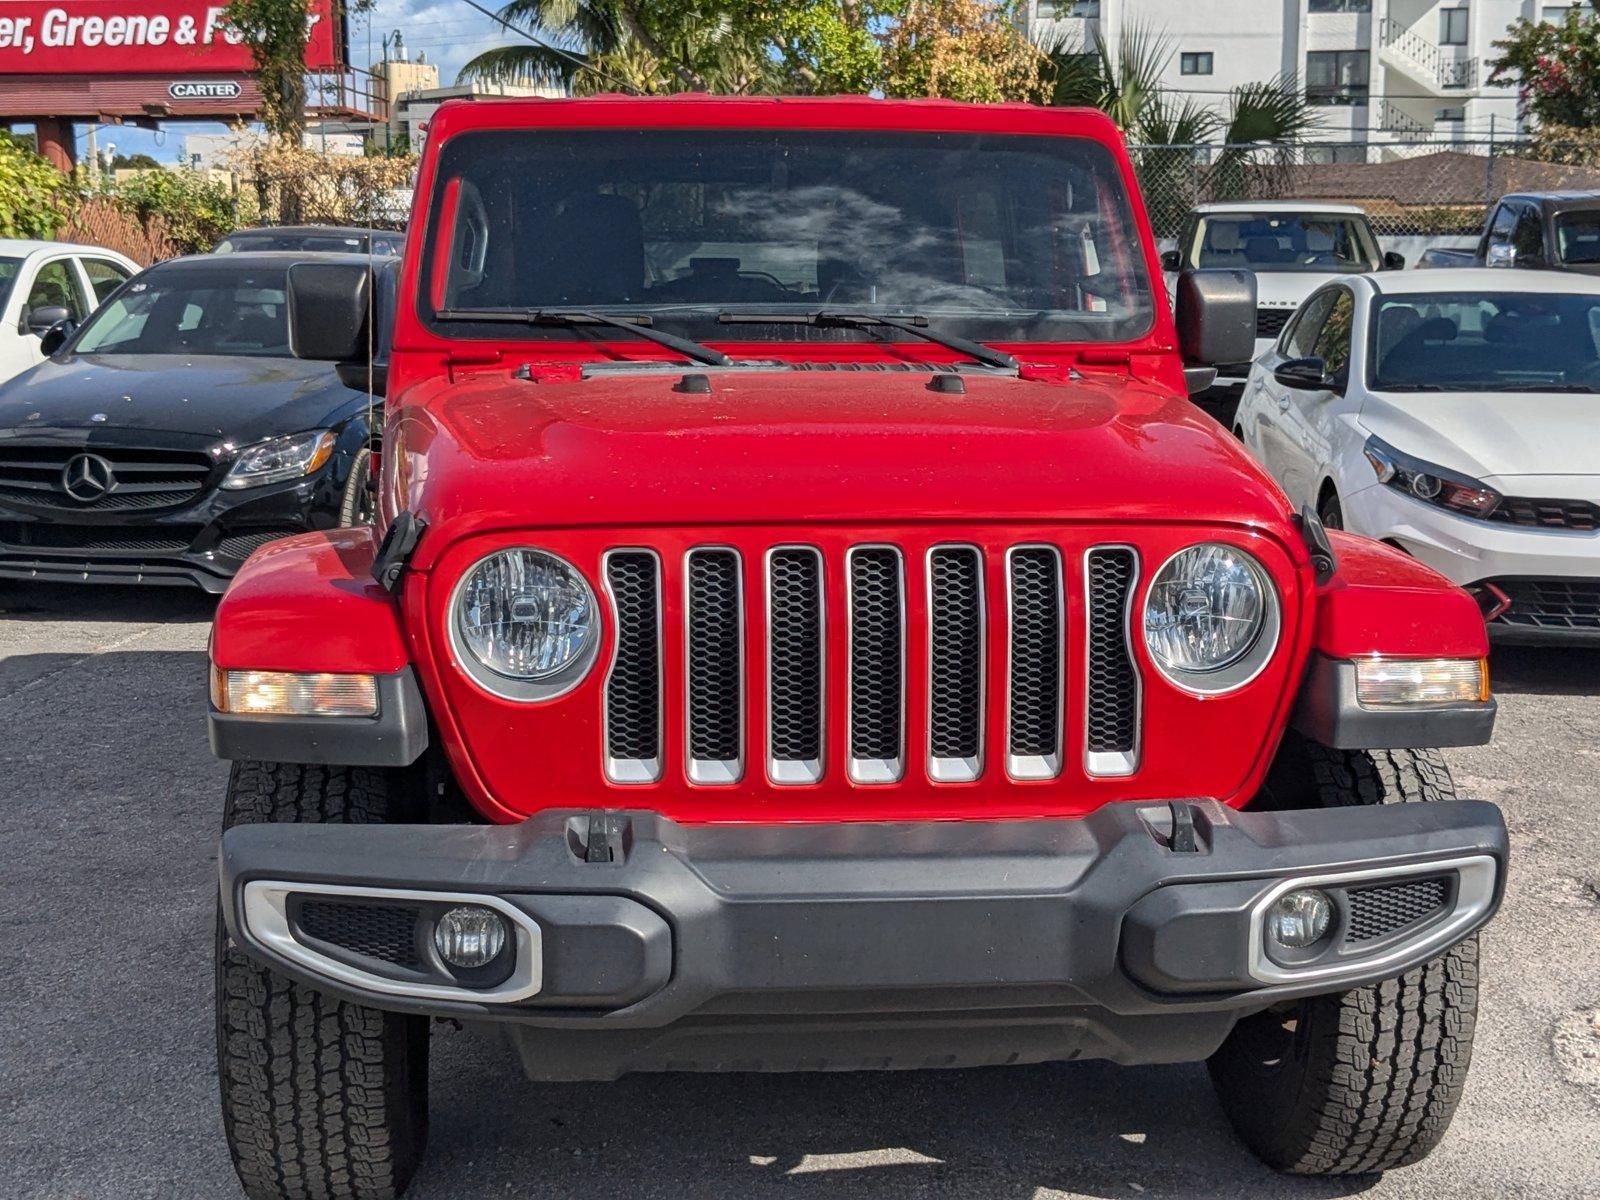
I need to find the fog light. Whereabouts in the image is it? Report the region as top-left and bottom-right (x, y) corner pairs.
(212, 667), (378, 717)
(433, 906), (508, 969)
(1267, 889), (1333, 949)
(1354, 657), (1488, 707)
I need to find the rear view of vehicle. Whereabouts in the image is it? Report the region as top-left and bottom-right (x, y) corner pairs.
(206, 98), (1507, 1200)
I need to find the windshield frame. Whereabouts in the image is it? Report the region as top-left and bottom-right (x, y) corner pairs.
(414, 124), (1160, 353)
(64, 264), (296, 359)
(1185, 210), (1381, 274)
(0, 255), (22, 314)
(1365, 289), (1600, 395)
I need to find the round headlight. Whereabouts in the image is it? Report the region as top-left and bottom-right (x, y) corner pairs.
(1144, 543), (1279, 692)
(453, 549), (598, 691)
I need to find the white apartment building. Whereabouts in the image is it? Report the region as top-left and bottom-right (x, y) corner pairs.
(1026, 1), (1592, 150)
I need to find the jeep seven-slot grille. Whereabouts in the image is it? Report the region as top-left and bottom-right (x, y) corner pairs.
(602, 542), (1149, 787)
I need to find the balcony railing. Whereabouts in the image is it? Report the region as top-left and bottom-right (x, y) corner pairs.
(1380, 17), (1477, 89)
(1378, 100), (1429, 135)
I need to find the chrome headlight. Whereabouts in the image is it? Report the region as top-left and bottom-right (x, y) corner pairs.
(222, 430), (336, 489)
(451, 549), (599, 700)
(1144, 543), (1280, 693)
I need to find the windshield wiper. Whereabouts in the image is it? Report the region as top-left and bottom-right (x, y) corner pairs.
(718, 309), (1019, 371)
(436, 308), (730, 367)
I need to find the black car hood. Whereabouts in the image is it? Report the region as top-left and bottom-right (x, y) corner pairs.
(0, 354), (368, 445)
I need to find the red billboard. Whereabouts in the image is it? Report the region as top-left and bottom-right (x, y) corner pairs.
(0, 0), (342, 74)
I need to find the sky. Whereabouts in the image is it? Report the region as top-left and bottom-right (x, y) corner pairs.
(71, 0), (518, 164)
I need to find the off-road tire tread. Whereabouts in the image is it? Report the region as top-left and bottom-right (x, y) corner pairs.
(1210, 738), (1479, 1175)
(217, 761), (428, 1200)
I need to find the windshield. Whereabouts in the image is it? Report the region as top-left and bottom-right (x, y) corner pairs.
(1555, 213), (1600, 265)
(215, 231), (399, 255)
(0, 256), (20, 312)
(1188, 213), (1380, 272)
(70, 267), (291, 357)
(1370, 291), (1600, 392)
(422, 129), (1155, 345)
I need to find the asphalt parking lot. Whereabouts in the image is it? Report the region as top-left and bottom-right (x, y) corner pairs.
(1, 582), (1597, 1200)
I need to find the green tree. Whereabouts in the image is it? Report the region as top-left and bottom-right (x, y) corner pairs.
(879, 0), (1045, 102)
(112, 167), (239, 254)
(0, 132), (73, 239)
(110, 152), (163, 171)
(1488, 7), (1600, 128)
(223, 0), (374, 143)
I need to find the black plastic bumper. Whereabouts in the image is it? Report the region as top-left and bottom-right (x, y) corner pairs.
(220, 798), (1508, 1078)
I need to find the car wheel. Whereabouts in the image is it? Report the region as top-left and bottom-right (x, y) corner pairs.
(1317, 489), (1343, 531)
(339, 448), (375, 526)
(216, 762), (430, 1200)
(1210, 734), (1479, 1174)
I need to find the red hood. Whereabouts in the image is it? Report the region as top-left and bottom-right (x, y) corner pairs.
(396, 367), (1292, 568)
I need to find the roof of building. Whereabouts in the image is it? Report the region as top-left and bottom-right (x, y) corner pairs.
(1279, 151), (1600, 207)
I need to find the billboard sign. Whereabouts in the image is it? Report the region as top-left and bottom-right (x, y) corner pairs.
(0, 1), (342, 74)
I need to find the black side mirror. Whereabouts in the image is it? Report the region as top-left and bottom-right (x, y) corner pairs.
(1382, 250), (1406, 270)
(1160, 249), (1182, 272)
(38, 319), (76, 357)
(287, 262), (372, 362)
(1175, 268), (1257, 367)
(1273, 356), (1335, 391)
(25, 304), (71, 336)
(336, 360), (388, 396)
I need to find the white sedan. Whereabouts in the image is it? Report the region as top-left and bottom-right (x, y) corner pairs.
(0, 239), (139, 385)
(1235, 268), (1600, 643)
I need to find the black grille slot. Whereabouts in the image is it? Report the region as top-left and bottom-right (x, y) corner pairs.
(768, 548), (824, 776)
(929, 547), (984, 774)
(848, 547), (904, 775)
(1345, 876), (1451, 944)
(0, 522), (197, 553)
(1489, 576), (1600, 631)
(1488, 497), (1600, 532)
(685, 549), (742, 776)
(1255, 307), (1293, 339)
(1085, 548), (1140, 768)
(605, 551), (662, 776)
(1006, 548), (1062, 772)
(0, 444), (214, 512)
(296, 899), (420, 968)
(216, 530), (298, 560)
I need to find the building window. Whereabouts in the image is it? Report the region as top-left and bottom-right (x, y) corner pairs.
(1308, 0), (1372, 12)
(1440, 8), (1469, 45)
(1435, 106), (1465, 122)
(1036, 0), (1100, 16)
(1306, 50), (1370, 106)
(1180, 52), (1214, 75)
(1304, 145), (1367, 165)
(1541, 4), (1578, 23)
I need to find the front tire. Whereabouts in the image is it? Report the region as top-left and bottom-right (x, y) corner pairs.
(216, 762), (430, 1200)
(1209, 738), (1480, 1175)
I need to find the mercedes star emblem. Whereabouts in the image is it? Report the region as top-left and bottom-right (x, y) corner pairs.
(61, 453), (116, 502)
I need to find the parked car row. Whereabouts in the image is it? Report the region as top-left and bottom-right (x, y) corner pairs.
(0, 230), (397, 592)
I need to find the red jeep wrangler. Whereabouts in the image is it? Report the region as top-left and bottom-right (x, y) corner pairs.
(209, 97), (1507, 1199)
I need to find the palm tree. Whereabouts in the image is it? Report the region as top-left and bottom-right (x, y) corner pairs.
(1040, 21), (1318, 235)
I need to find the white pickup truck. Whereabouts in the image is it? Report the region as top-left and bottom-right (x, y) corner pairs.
(1163, 202), (1401, 394)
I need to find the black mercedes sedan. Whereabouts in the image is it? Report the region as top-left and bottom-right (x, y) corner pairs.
(0, 252), (388, 593)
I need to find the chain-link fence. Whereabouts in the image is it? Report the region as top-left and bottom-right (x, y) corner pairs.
(1129, 139), (1600, 242)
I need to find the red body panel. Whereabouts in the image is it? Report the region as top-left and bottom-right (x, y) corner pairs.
(211, 97), (1489, 827)
(1313, 532), (1490, 660)
(212, 529), (408, 675)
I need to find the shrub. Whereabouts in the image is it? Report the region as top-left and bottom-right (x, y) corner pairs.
(0, 132), (73, 239)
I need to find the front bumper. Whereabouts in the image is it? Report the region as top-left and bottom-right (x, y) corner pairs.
(0, 471), (343, 594)
(220, 799), (1508, 1079)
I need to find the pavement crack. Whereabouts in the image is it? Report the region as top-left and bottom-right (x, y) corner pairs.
(0, 624), (163, 707)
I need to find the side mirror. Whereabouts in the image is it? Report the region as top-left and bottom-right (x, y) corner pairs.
(1273, 356), (1334, 391)
(336, 360), (388, 396)
(25, 304), (71, 336)
(1175, 268), (1257, 367)
(38, 319), (76, 357)
(1160, 249), (1182, 272)
(287, 262), (372, 362)
(1485, 243), (1516, 268)
(1382, 250), (1406, 270)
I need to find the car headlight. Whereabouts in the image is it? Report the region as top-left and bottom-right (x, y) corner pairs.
(1144, 543), (1281, 693)
(1362, 436), (1501, 518)
(450, 548), (599, 700)
(222, 430), (336, 489)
